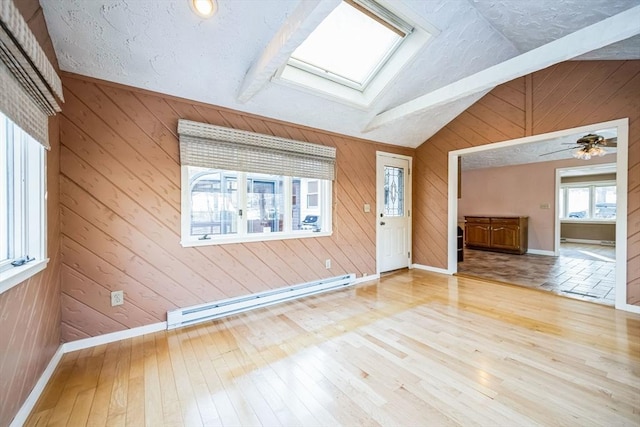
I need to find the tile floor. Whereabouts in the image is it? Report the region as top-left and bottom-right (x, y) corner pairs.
(457, 242), (616, 305)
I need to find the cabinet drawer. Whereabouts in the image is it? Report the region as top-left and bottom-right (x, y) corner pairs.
(492, 218), (520, 225)
(466, 217), (490, 224)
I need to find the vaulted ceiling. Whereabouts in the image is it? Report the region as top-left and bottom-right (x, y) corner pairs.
(40, 0), (640, 148)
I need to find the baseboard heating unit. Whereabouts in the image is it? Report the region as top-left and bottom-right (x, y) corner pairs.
(167, 273), (356, 330)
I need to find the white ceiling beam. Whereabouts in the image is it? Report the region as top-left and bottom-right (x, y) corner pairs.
(364, 5), (640, 132)
(237, 0), (341, 103)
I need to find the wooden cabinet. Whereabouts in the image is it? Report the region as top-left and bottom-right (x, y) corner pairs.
(465, 216), (528, 254)
(465, 217), (491, 248)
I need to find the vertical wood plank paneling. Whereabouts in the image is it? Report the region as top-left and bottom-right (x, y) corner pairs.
(413, 60), (640, 305)
(0, 2), (62, 425)
(59, 73), (412, 341)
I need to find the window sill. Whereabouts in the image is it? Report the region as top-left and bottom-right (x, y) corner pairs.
(181, 230), (332, 247)
(560, 219), (616, 225)
(0, 259), (49, 295)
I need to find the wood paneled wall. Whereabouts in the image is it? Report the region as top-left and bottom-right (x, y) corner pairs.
(59, 74), (412, 341)
(414, 60), (640, 305)
(0, 1), (61, 425)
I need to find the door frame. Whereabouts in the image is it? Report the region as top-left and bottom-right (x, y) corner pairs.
(554, 162), (617, 256)
(447, 118), (634, 313)
(376, 151), (413, 275)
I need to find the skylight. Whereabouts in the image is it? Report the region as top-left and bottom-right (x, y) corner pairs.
(289, 1), (406, 89)
(274, 0), (433, 108)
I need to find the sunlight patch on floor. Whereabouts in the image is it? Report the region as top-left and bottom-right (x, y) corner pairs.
(578, 250), (615, 263)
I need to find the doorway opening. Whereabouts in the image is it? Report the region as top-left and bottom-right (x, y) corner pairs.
(447, 118), (630, 311)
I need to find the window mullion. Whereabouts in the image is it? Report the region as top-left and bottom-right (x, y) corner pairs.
(284, 176), (292, 233)
(239, 172), (247, 237)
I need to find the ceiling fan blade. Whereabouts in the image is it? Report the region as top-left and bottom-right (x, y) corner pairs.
(602, 137), (617, 147)
(540, 147), (576, 156)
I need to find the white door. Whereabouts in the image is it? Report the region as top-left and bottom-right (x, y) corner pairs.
(377, 152), (411, 273)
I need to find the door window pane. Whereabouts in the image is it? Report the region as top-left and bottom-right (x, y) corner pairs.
(247, 174), (284, 234)
(190, 169), (238, 236)
(384, 166), (404, 217)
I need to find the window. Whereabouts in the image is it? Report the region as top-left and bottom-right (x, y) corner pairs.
(275, 0), (434, 107)
(0, 0), (60, 293)
(383, 165), (404, 217)
(0, 111), (46, 289)
(288, 0), (408, 90)
(559, 182), (616, 220)
(184, 168), (331, 245)
(306, 180), (319, 208)
(178, 120), (335, 247)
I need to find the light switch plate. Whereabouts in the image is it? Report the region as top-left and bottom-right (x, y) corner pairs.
(364, 203), (370, 213)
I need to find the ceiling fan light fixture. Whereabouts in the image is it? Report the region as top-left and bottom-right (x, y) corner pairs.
(573, 145), (606, 160)
(191, 0), (216, 18)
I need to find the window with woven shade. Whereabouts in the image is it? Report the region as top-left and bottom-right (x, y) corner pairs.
(178, 120), (335, 246)
(0, 0), (63, 293)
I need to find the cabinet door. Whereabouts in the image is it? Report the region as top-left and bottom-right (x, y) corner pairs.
(490, 224), (520, 250)
(465, 223), (491, 247)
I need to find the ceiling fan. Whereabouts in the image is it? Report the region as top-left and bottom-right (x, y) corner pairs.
(541, 133), (618, 160)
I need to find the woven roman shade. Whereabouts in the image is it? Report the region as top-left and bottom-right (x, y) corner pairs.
(178, 120), (336, 181)
(0, 0), (63, 148)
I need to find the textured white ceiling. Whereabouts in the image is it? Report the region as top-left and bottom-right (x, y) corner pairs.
(461, 128), (618, 170)
(469, 0), (640, 55)
(40, 0), (640, 148)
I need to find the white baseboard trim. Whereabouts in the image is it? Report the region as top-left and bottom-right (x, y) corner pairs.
(618, 303), (640, 314)
(353, 274), (380, 285)
(412, 264), (452, 275)
(563, 238), (608, 245)
(62, 321), (167, 353)
(527, 249), (556, 256)
(10, 345), (64, 427)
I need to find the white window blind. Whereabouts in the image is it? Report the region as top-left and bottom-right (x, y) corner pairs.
(0, 0), (63, 148)
(178, 120), (336, 181)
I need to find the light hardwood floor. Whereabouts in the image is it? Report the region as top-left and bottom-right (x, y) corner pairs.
(26, 270), (640, 426)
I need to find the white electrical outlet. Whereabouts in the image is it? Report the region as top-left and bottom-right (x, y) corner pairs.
(325, 259), (331, 269)
(111, 290), (124, 306)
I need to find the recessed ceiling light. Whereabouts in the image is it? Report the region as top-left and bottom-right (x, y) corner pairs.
(191, 0), (216, 18)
